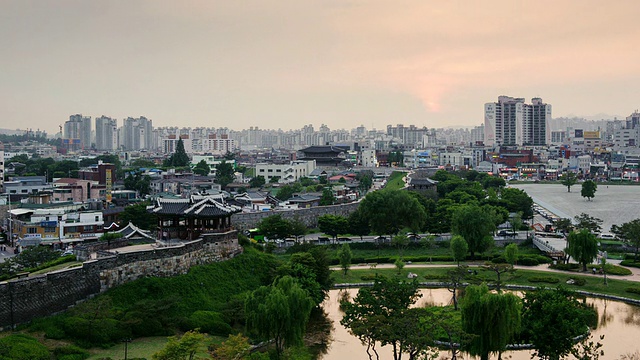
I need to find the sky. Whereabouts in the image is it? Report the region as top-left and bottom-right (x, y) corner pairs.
(1, 0), (640, 134)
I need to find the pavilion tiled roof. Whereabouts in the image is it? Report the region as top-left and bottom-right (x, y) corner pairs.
(149, 195), (241, 217)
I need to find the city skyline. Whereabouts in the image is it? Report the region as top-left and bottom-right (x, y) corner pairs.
(2, 1), (639, 134)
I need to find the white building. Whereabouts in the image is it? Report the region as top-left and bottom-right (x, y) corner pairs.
(255, 160), (316, 184)
(163, 136), (193, 154)
(95, 115), (118, 151)
(120, 116), (153, 151)
(484, 96), (551, 147)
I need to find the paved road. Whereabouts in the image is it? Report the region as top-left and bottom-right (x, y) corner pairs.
(0, 246), (16, 263)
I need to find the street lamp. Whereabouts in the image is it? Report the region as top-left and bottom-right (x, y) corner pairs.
(122, 338), (132, 360)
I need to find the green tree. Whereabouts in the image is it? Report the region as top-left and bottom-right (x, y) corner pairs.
(341, 277), (422, 360)
(130, 158), (157, 168)
(574, 213), (603, 234)
(612, 219), (640, 261)
(192, 159), (211, 176)
(257, 215), (292, 241)
(460, 284), (521, 360)
(288, 217), (307, 242)
(124, 171), (152, 196)
(319, 188), (336, 206)
(521, 287), (598, 360)
(482, 176), (506, 189)
(337, 243), (353, 276)
(554, 218), (574, 236)
(210, 333), (252, 360)
(581, 180), (598, 201)
(358, 189), (426, 236)
(504, 243), (518, 267)
(119, 202), (158, 230)
(392, 234), (410, 260)
(450, 235), (468, 266)
(215, 161), (235, 190)
(317, 214), (349, 241)
(560, 172), (578, 192)
(567, 229), (599, 271)
(152, 329), (206, 360)
(245, 276), (314, 358)
(348, 209), (371, 240)
(276, 183), (303, 201)
(249, 175), (266, 189)
(501, 188), (534, 218)
(451, 204), (496, 259)
(166, 138), (191, 168)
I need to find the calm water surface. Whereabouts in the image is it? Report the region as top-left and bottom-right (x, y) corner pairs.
(320, 288), (640, 360)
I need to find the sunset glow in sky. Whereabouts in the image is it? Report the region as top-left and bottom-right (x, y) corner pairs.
(1, 0), (639, 133)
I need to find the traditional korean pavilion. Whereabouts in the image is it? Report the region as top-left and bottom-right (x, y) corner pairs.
(148, 194), (241, 241)
(299, 145), (346, 166)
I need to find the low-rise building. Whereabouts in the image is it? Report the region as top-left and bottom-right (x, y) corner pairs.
(255, 160), (316, 184)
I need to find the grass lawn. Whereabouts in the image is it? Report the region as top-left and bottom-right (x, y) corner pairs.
(29, 261), (83, 276)
(86, 334), (225, 360)
(384, 171), (407, 190)
(331, 266), (640, 301)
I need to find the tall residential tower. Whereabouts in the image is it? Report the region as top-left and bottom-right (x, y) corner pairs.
(484, 96), (551, 147)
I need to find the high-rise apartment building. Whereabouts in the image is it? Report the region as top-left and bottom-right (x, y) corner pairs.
(95, 116), (118, 151)
(64, 114), (92, 150)
(484, 96), (551, 147)
(120, 116), (153, 150)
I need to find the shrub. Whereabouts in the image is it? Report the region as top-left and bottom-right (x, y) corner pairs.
(0, 334), (51, 360)
(551, 263), (580, 271)
(361, 274), (378, 281)
(620, 260), (640, 269)
(626, 287), (640, 295)
(53, 345), (90, 360)
(528, 276), (560, 284)
(188, 311), (232, 336)
(568, 278), (586, 286)
(517, 258), (540, 266)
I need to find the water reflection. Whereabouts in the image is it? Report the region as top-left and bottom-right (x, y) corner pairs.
(319, 289), (640, 360)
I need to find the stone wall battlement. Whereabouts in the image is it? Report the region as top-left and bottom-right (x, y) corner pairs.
(0, 230), (240, 331)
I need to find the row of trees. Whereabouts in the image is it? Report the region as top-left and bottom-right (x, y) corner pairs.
(341, 277), (600, 360)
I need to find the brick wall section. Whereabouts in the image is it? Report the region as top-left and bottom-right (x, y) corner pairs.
(231, 202), (359, 230)
(0, 230), (240, 330)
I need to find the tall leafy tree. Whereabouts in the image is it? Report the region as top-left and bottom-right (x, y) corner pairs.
(460, 284), (521, 360)
(501, 188), (533, 218)
(124, 171), (151, 196)
(167, 138), (190, 167)
(249, 175), (266, 189)
(574, 213), (603, 234)
(358, 189), (426, 236)
(450, 235), (468, 266)
(319, 187), (336, 206)
(245, 276), (314, 358)
(192, 159), (211, 176)
(257, 215), (292, 241)
(341, 277), (424, 360)
(152, 329), (206, 360)
(451, 204), (496, 259)
(567, 229), (599, 271)
(612, 219), (640, 261)
(560, 172), (578, 192)
(504, 243), (519, 267)
(119, 202), (157, 230)
(288, 217), (307, 242)
(581, 180), (598, 201)
(521, 287), (598, 360)
(317, 214), (349, 241)
(348, 209), (371, 240)
(337, 243), (353, 276)
(215, 161), (235, 190)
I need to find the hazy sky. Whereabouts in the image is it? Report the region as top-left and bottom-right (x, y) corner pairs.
(2, 1), (639, 133)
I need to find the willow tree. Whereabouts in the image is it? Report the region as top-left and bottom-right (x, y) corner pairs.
(245, 276), (314, 358)
(567, 229), (599, 272)
(460, 284), (522, 360)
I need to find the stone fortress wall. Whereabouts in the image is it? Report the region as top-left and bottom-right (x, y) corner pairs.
(0, 230), (239, 331)
(231, 202), (359, 230)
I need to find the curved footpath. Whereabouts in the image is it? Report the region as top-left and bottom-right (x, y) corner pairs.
(334, 262), (640, 282)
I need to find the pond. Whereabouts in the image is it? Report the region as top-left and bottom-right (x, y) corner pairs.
(319, 288), (640, 360)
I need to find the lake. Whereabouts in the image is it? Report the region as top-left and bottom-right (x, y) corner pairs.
(319, 288), (640, 359)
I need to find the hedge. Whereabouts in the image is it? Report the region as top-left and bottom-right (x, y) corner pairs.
(528, 276), (560, 284)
